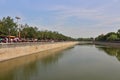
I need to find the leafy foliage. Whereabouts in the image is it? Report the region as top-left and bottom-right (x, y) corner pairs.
(0, 16), (74, 41)
(0, 16), (17, 36)
(95, 30), (120, 41)
(77, 37), (93, 41)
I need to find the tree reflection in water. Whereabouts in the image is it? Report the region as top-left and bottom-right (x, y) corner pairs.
(96, 46), (120, 61)
(0, 47), (74, 80)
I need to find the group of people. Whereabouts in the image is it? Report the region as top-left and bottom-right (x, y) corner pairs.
(0, 36), (20, 43)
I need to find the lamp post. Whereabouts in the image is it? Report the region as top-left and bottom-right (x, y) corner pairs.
(15, 16), (21, 38)
(8, 28), (10, 43)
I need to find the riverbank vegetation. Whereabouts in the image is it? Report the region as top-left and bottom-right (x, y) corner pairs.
(95, 29), (120, 42)
(77, 37), (94, 41)
(0, 16), (74, 42)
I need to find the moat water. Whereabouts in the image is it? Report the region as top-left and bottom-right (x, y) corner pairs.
(0, 45), (120, 80)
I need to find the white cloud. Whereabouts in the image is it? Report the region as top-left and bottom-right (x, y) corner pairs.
(39, 4), (120, 37)
(48, 4), (120, 26)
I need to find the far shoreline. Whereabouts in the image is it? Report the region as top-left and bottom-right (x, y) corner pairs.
(94, 41), (120, 48)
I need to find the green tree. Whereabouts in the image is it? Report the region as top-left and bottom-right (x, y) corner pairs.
(117, 29), (120, 39)
(107, 34), (118, 41)
(37, 30), (74, 41)
(0, 16), (74, 41)
(95, 30), (120, 41)
(95, 34), (105, 41)
(21, 26), (38, 39)
(0, 16), (17, 36)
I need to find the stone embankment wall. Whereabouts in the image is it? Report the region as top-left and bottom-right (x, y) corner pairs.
(94, 41), (120, 47)
(0, 42), (78, 62)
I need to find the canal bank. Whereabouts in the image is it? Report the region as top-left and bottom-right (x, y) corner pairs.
(94, 41), (120, 47)
(0, 46), (73, 76)
(1, 44), (120, 80)
(0, 42), (78, 62)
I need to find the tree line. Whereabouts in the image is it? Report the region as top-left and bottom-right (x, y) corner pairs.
(77, 29), (120, 42)
(0, 16), (74, 42)
(95, 29), (120, 41)
(77, 37), (94, 41)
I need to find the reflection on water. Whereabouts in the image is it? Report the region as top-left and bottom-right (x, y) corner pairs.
(0, 47), (73, 80)
(96, 46), (120, 61)
(1, 45), (120, 80)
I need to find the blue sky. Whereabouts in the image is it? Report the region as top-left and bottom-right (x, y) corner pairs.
(0, 0), (120, 38)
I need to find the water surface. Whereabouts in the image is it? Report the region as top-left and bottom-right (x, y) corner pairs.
(0, 45), (120, 80)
